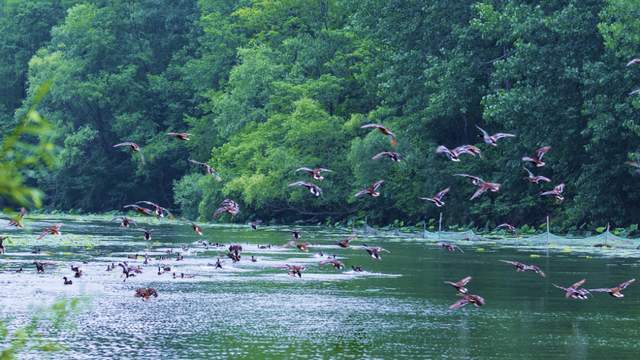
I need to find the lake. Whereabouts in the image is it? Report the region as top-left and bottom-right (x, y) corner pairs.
(1, 215), (640, 359)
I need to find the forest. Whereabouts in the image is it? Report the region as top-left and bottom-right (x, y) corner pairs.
(2, 0), (640, 231)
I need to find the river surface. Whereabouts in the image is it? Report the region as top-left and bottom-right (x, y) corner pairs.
(1, 215), (640, 359)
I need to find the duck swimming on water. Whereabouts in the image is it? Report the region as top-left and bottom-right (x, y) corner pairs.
(135, 288), (158, 301)
(63, 277), (73, 285)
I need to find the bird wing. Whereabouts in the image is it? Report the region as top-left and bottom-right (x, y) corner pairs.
(288, 181), (306, 187)
(570, 279), (586, 289)
(499, 260), (519, 266)
(318, 168), (333, 172)
(475, 125), (489, 138)
(470, 187), (487, 200)
(361, 123), (383, 130)
(536, 146), (551, 160)
(523, 167), (534, 177)
(372, 180), (385, 191)
(554, 183), (565, 193)
(619, 278), (636, 290)
(449, 298), (470, 310)
(435, 187), (450, 200)
(458, 276), (472, 286)
(587, 288), (611, 293)
(493, 133), (516, 140)
(136, 200), (160, 208)
(626, 58), (640, 66)
(113, 142), (136, 148)
(454, 173), (483, 183)
(189, 159), (206, 166)
(372, 152), (388, 160)
(295, 167), (313, 173)
(436, 145), (452, 154)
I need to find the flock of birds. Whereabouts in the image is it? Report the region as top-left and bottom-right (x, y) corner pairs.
(3, 58), (640, 306)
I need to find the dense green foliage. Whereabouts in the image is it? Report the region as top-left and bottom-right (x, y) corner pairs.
(2, 0), (640, 230)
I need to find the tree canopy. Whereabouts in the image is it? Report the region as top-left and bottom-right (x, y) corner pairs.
(2, 0), (640, 231)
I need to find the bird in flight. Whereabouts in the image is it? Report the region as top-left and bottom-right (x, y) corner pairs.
(355, 180), (384, 197)
(289, 181), (323, 197)
(361, 123), (397, 146)
(113, 142), (145, 164)
(191, 223), (203, 236)
(553, 279), (591, 300)
(167, 132), (191, 141)
(320, 258), (345, 270)
(589, 279), (635, 298)
(295, 167), (332, 180)
(123, 204), (154, 216)
(496, 223), (517, 233)
(337, 234), (356, 248)
(112, 216), (135, 228)
(499, 260), (545, 277)
(420, 187), (450, 207)
(136, 201), (173, 218)
(455, 174), (500, 200)
(540, 183), (565, 202)
(522, 146), (551, 167)
(449, 293), (485, 310)
(476, 125), (515, 146)
(372, 151), (401, 162)
(284, 264), (305, 278)
(523, 167), (551, 184)
(7, 208), (26, 228)
(213, 199), (240, 218)
(37, 224), (63, 240)
(444, 276), (472, 294)
(436, 145), (481, 161)
(362, 244), (390, 260)
(626, 58), (640, 66)
(189, 159), (221, 181)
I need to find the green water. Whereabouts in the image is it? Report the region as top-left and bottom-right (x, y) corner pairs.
(1, 216), (640, 359)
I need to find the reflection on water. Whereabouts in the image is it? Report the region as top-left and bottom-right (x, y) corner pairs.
(1, 216), (640, 359)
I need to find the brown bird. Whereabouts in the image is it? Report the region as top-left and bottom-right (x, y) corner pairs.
(476, 125), (516, 146)
(496, 223), (516, 233)
(361, 123), (397, 146)
(449, 293), (485, 310)
(337, 235), (356, 248)
(436, 145), (481, 161)
(289, 181), (322, 197)
(8, 208), (26, 228)
(444, 276), (472, 294)
(372, 151), (401, 162)
(136, 201), (173, 218)
(523, 167), (551, 184)
(499, 260), (545, 277)
(362, 244), (390, 260)
(123, 204), (154, 216)
(37, 224), (63, 240)
(522, 146), (551, 167)
(113, 142), (145, 164)
(320, 258), (345, 270)
(626, 58), (640, 67)
(189, 159), (221, 181)
(213, 199), (240, 218)
(589, 279), (635, 298)
(296, 241), (310, 252)
(284, 264), (305, 278)
(553, 279), (591, 300)
(295, 167), (332, 180)
(355, 180), (384, 197)
(437, 242), (463, 253)
(112, 216), (135, 228)
(135, 288), (158, 301)
(167, 132), (191, 141)
(454, 174), (500, 200)
(191, 223), (203, 236)
(419, 187), (450, 207)
(540, 183), (565, 202)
